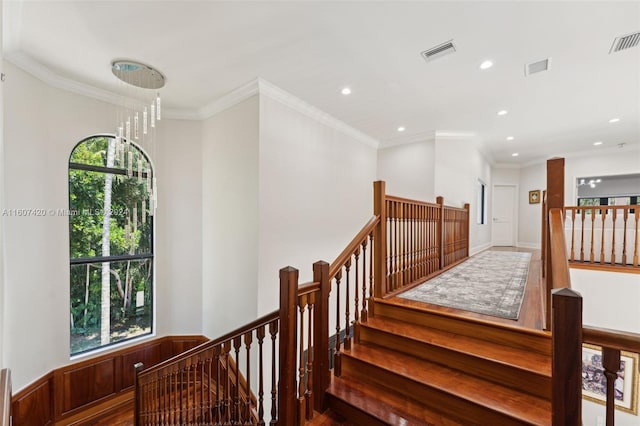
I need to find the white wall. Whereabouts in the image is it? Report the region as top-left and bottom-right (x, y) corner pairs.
(0, 0), (5, 368)
(4, 63), (102, 389)
(571, 268), (640, 426)
(518, 162), (546, 248)
(433, 136), (492, 254)
(257, 94), (378, 314)
(377, 139), (435, 201)
(2, 63), (203, 390)
(492, 168), (520, 187)
(155, 119), (204, 335)
(201, 96), (260, 338)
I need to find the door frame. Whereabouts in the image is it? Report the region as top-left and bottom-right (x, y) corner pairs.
(491, 184), (518, 246)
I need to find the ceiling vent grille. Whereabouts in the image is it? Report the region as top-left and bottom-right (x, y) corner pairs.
(610, 31), (640, 53)
(525, 58), (551, 76)
(420, 40), (456, 62)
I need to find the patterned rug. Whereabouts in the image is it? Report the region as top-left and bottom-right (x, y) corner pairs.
(398, 250), (531, 320)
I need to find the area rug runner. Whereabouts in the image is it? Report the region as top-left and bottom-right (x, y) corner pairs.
(398, 251), (531, 320)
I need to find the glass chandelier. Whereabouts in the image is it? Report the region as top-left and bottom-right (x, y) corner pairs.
(110, 60), (165, 217)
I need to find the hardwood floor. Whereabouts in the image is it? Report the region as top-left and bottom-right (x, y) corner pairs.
(388, 247), (545, 330)
(66, 400), (134, 426)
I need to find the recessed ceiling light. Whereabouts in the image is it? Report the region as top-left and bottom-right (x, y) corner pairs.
(341, 87), (351, 95)
(397, 126), (406, 132)
(609, 117), (620, 123)
(506, 136), (515, 141)
(497, 110), (508, 116)
(479, 60), (493, 70)
(512, 153), (519, 157)
(593, 141), (603, 146)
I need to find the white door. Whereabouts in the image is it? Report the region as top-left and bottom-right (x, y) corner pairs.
(492, 185), (516, 246)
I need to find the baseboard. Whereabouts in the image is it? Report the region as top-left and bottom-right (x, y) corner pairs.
(516, 242), (541, 249)
(470, 242), (492, 256)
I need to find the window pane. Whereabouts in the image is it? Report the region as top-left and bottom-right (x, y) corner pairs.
(70, 258), (153, 355)
(69, 171), (152, 258)
(69, 136), (154, 356)
(69, 136), (109, 166)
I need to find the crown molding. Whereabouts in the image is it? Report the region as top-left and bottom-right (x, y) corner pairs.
(492, 163), (523, 169)
(196, 78), (259, 120)
(378, 130), (435, 148)
(434, 130), (479, 140)
(518, 143), (640, 169)
(4, 51), (199, 120)
(3, 54), (378, 148)
(256, 78), (379, 149)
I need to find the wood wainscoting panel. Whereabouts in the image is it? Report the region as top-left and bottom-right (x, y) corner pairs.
(119, 341), (165, 390)
(169, 336), (207, 356)
(11, 335), (207, 425)
(11, 372), (54, 426)
(61, 358), (116, 413)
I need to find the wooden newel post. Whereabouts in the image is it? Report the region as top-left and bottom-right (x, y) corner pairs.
(278, 266), (299, 425)
(541, 190), (547, 278)
(373, 181), (387, 298)
(312, 261), (330, 412)
(463, 203), (470, 258)
(437, 196), (444, 270)
(546, 158), (565, 330)
(602, 347), (621, 426)
(552, 288), (582, 426)
(133, 362), (144, 426)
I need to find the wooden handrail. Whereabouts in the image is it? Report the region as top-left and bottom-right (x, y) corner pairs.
(548, 208), (571, 289)
(297, 281), (321, 297)
(583, 326), (640, 354)
(0, 369), (10, 426)
(564, 205), (639, 212)
(384, 194), (440, 208)
(138, 310), (279, 377)
(328, 215), (379, 279)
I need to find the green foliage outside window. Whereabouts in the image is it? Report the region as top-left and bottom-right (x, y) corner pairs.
(69, 136), (153, 355)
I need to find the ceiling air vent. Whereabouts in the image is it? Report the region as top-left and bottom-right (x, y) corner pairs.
(420, 40), (456, 62)
(525, 58), (551, 76)
(610, 31), (640, 53)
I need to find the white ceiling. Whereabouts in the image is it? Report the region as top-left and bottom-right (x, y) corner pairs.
(3, 1), (640, 166)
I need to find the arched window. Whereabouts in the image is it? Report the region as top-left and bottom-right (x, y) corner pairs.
(69, 135), (154, 355)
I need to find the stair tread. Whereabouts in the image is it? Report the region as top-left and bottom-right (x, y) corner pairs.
(362, 316), (551, 376)
(306, 408), (357, 426)
(328, 375), (463, 426)
(342, 342), (551, 425)
(375, 298), (551, 355)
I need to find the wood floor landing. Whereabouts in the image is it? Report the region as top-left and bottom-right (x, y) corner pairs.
(389, 247), (545, 330)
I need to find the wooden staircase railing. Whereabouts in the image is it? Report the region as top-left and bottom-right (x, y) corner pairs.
(546, 158), (640, 426)
(0, 369), (11, 426)
(134, 181), (469, 424)
(563, 205), (639, 268)
(135, 312), (278, 425)
(374, 182), (469, 298)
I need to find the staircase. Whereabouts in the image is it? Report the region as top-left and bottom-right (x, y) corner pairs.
(324, 299), (552, 425)
(133, 183), (564, 425)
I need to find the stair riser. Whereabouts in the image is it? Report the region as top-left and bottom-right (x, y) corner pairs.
(359, 326), (551, 400)
(341, 355), (537, 426)
(325, 395), (393, 426)
(375, 302), (550, 355)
